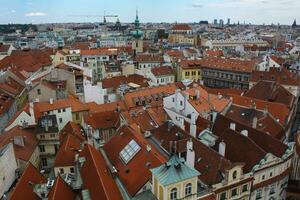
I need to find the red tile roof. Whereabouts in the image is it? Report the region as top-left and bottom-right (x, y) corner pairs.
(81, 48), (118, 56)
(123, 84), (177, 108)
(225, 105), (285, 140)
(230, 94), (290, 126)
(104, 126), (166, 196)
(205, 50), (224, 57)
(244, 80), (295, 108)
(213, 115), (288, 159)
(197, 57), (258, 73)
(151, 122), (232, 185)
(250, 67), (300, 86)
(54, 133), (82, 167)
(80, 144), (123, 200)
(9, 163), (46, 200)
(135, 54), (163, 63)
(121, 108), (158, 132)
(0, 44), (10, 53)
(102, 74), (149, 90)
(70, 41), (90, 50)
(0, 126), (38, 162)
(59, 121), (85, 142)
(214, 128), (266, 172)
(171, 24), (192, 30)
(0, 50), (52, 72)
(151, 66), (174, 76)
(47, 176), (76, 200)
(86, 101), (126, 113)
(84, 111), (120, 130)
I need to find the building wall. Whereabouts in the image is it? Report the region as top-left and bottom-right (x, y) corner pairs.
(0, 143), (18, 197)
(5, 108), (35, 132)
(46, 107), (72, 131)
(0, 101), (17, 133)
(250, 149), (293, 200)
(214, 165), (252, 200)
(54, 166), (75, 177)
(202, 68), (250, 90)
(179, 68), (201, 81)
(72, 110), (88, 124)
(153, 176), (198, 200)
(29, 84), (57, 102)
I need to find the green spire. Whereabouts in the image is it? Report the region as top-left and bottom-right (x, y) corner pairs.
(135, 9), (140, 29)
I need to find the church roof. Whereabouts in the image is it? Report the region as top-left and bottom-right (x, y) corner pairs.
(150, 155), (200, 186)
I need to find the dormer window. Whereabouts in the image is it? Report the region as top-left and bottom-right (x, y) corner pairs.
(271, 75), (275, 80)
(232, 170), (237, 179)
(170, 188), (177, 200)
(185, 183), (192, 196)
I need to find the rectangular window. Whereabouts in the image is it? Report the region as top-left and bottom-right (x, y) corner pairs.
(41, 158), (47, 167)
(39, 145), (45, 153)
(220, 192), (226, 200)
(76, 113), (79, 120)
(37, 89), (41, 95)
(58, 109), (61, 113)
(256, 189), (262, 199)
(63, 108), (66, 112)
(59, 118), (63, 123)
(231, 188), (237, 197)
(40, 134), (45, 139)
(59, 168), (64, 174)
(70, 167), (75, 173)
(50, 134), (55, 138)
(269, 184), (275, 195)
(242, 184), (248, 192)
(180, 101), (183, 106)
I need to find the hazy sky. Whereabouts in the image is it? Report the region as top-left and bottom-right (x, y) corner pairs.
(0, 0), (299, 25)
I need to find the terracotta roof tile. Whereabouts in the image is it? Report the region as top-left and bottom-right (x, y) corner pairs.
(230, 94), (290, 126)
(171, 24), (192, 30)
(151, 66), (174, 76)
(250, 67), (300, 86)
(84, 111), (120, 130)
(47, 176), (76, 200)
(0, 126), (38, 162)
(244, 80), (295, 108)
(135, 54), (163, 63)
(80, 144), (123, 200)
(104, 126), (166, 196)
(54, 133), (82, 167)
(9, 163), (46, 200)
(102, 74), (149, 90)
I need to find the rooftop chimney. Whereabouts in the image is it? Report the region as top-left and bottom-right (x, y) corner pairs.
(195, 89), (200, 100)
(219, 141), (226, 157)
(190, 112), (198, 138)
(241, 130), (248, 137)
(186, 139), (195, 168)
(229, 122), (236, 131)
(252, 117), (258, 129)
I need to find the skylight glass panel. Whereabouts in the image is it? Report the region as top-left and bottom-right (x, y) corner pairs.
(119, 139), (141, 164)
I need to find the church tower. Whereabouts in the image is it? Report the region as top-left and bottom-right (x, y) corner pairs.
(131, 9), (143, 55)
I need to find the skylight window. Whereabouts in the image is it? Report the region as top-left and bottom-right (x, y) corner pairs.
(119, 140), (141, 164)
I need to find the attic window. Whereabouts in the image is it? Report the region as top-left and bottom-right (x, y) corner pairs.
(271, 75), (275, 80)
(119, 140), (141, 164)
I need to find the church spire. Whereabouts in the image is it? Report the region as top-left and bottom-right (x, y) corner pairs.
(134, 9), (140, 29)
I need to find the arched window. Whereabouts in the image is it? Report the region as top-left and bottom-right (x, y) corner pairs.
(185, 183), (192, 196)
(232, 170), (237, 179)
(170, 188), (177, 200)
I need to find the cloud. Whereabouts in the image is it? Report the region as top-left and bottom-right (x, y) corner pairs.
(11, 10), (16, 13)
(191, 4), (203, 8)
(25, 12), (47, 17)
